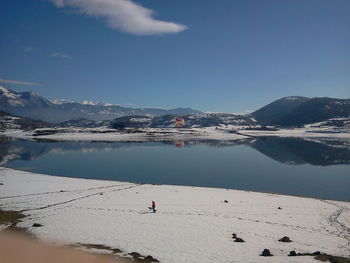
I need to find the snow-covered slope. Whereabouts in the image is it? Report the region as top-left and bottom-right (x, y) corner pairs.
(0, 86), (53, 108)
(0, 167), (349, 263)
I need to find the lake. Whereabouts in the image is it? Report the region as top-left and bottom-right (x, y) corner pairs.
(1, 136), (350, 201)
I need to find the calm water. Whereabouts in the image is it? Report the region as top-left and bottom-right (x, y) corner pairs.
(1, 137), (350, 201)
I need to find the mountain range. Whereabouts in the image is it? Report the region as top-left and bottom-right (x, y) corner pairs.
(1, 86), (349, 127)
(0, 86), (201, 123)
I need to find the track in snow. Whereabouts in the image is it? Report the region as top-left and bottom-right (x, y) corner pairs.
(323, 200), (350, 251)
(19, 184), (141, 213)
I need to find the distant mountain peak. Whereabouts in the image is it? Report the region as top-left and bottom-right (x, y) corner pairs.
(51, 98), (75, 105)
(0, 86), (17, 98)
(81, 100), (115, 107)
(0, 86), (24, 106)
(51, 98), (117, 107)
(0, 86), (9, 93)
(1, 87), (201, 123)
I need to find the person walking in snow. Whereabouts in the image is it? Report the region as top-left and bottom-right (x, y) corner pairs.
(151, 201), (156, 213)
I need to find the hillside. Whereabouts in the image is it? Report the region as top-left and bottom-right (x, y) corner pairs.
(251, 96), (310, 124)
(111, 113), (256, 129)
(252, 96), (350, 126)
(276, 97), (350, 126)
(0, 111), (52, 131)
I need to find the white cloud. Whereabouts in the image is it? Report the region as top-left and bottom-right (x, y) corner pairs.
(49, 52), (71, 59)
(48, 0), (187, 35)
(0, 78), (41, 86)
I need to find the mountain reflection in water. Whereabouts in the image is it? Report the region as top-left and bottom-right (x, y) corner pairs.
(1, 136), (350, 201)
(1, 137), (350, 167)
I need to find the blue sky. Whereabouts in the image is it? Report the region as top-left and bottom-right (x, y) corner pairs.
(1, 0), (349, 112)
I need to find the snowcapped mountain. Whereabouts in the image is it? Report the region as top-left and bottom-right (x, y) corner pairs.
(51, 99), (116, 107)
(2, 86), (349, 127)
(80, 100), (115, 107)
(0, 86), (201, 123)
(0, 86), (53, 108)
(51, 98), (75, 105)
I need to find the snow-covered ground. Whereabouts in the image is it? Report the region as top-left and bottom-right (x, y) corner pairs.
(1, 113), (350, 141)
(1, 167), (349, 263)
(0, 127), (248, 141)
(1, 125), (350, 142)
(237, 118), (350, 138)
(238, 127), (350, 138)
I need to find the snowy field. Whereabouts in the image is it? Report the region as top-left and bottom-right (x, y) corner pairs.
(1, 126), (350, 143)
(0, 127), (248, 141)
(1, 167), (349, 263)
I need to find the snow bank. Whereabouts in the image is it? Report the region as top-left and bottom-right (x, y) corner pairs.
(0, 167), (349, 263)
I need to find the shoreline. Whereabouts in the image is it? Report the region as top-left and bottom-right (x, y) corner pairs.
(2, 165), (350, 204)
(1, 166), (350, 262)
(0, 127), (248, 142)
(1, 126), (350, 142)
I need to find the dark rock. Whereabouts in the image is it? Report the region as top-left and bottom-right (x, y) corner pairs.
(129, 252), (141, 258)
(224, 200), (229, 203)
(312, 251), (321, 255)
(278, 207), (282, 210)
(279, 236), (292, 242)
(59, 190), (65, 192)
(289, 251), (297, 256)
(232, 233), (237, 239)
(260, 249), (273, 257)
(32, 223), (43, 227)
(234, 237), (245, 243)
(100, 193), (103, 195)
(145, 255), (159, 262)
(314, 254), (350, 263)
(0, 182), (4, 185)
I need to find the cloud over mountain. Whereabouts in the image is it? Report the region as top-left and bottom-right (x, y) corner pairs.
(0, 78), (41, 86)
(49, 0), (187, 35)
